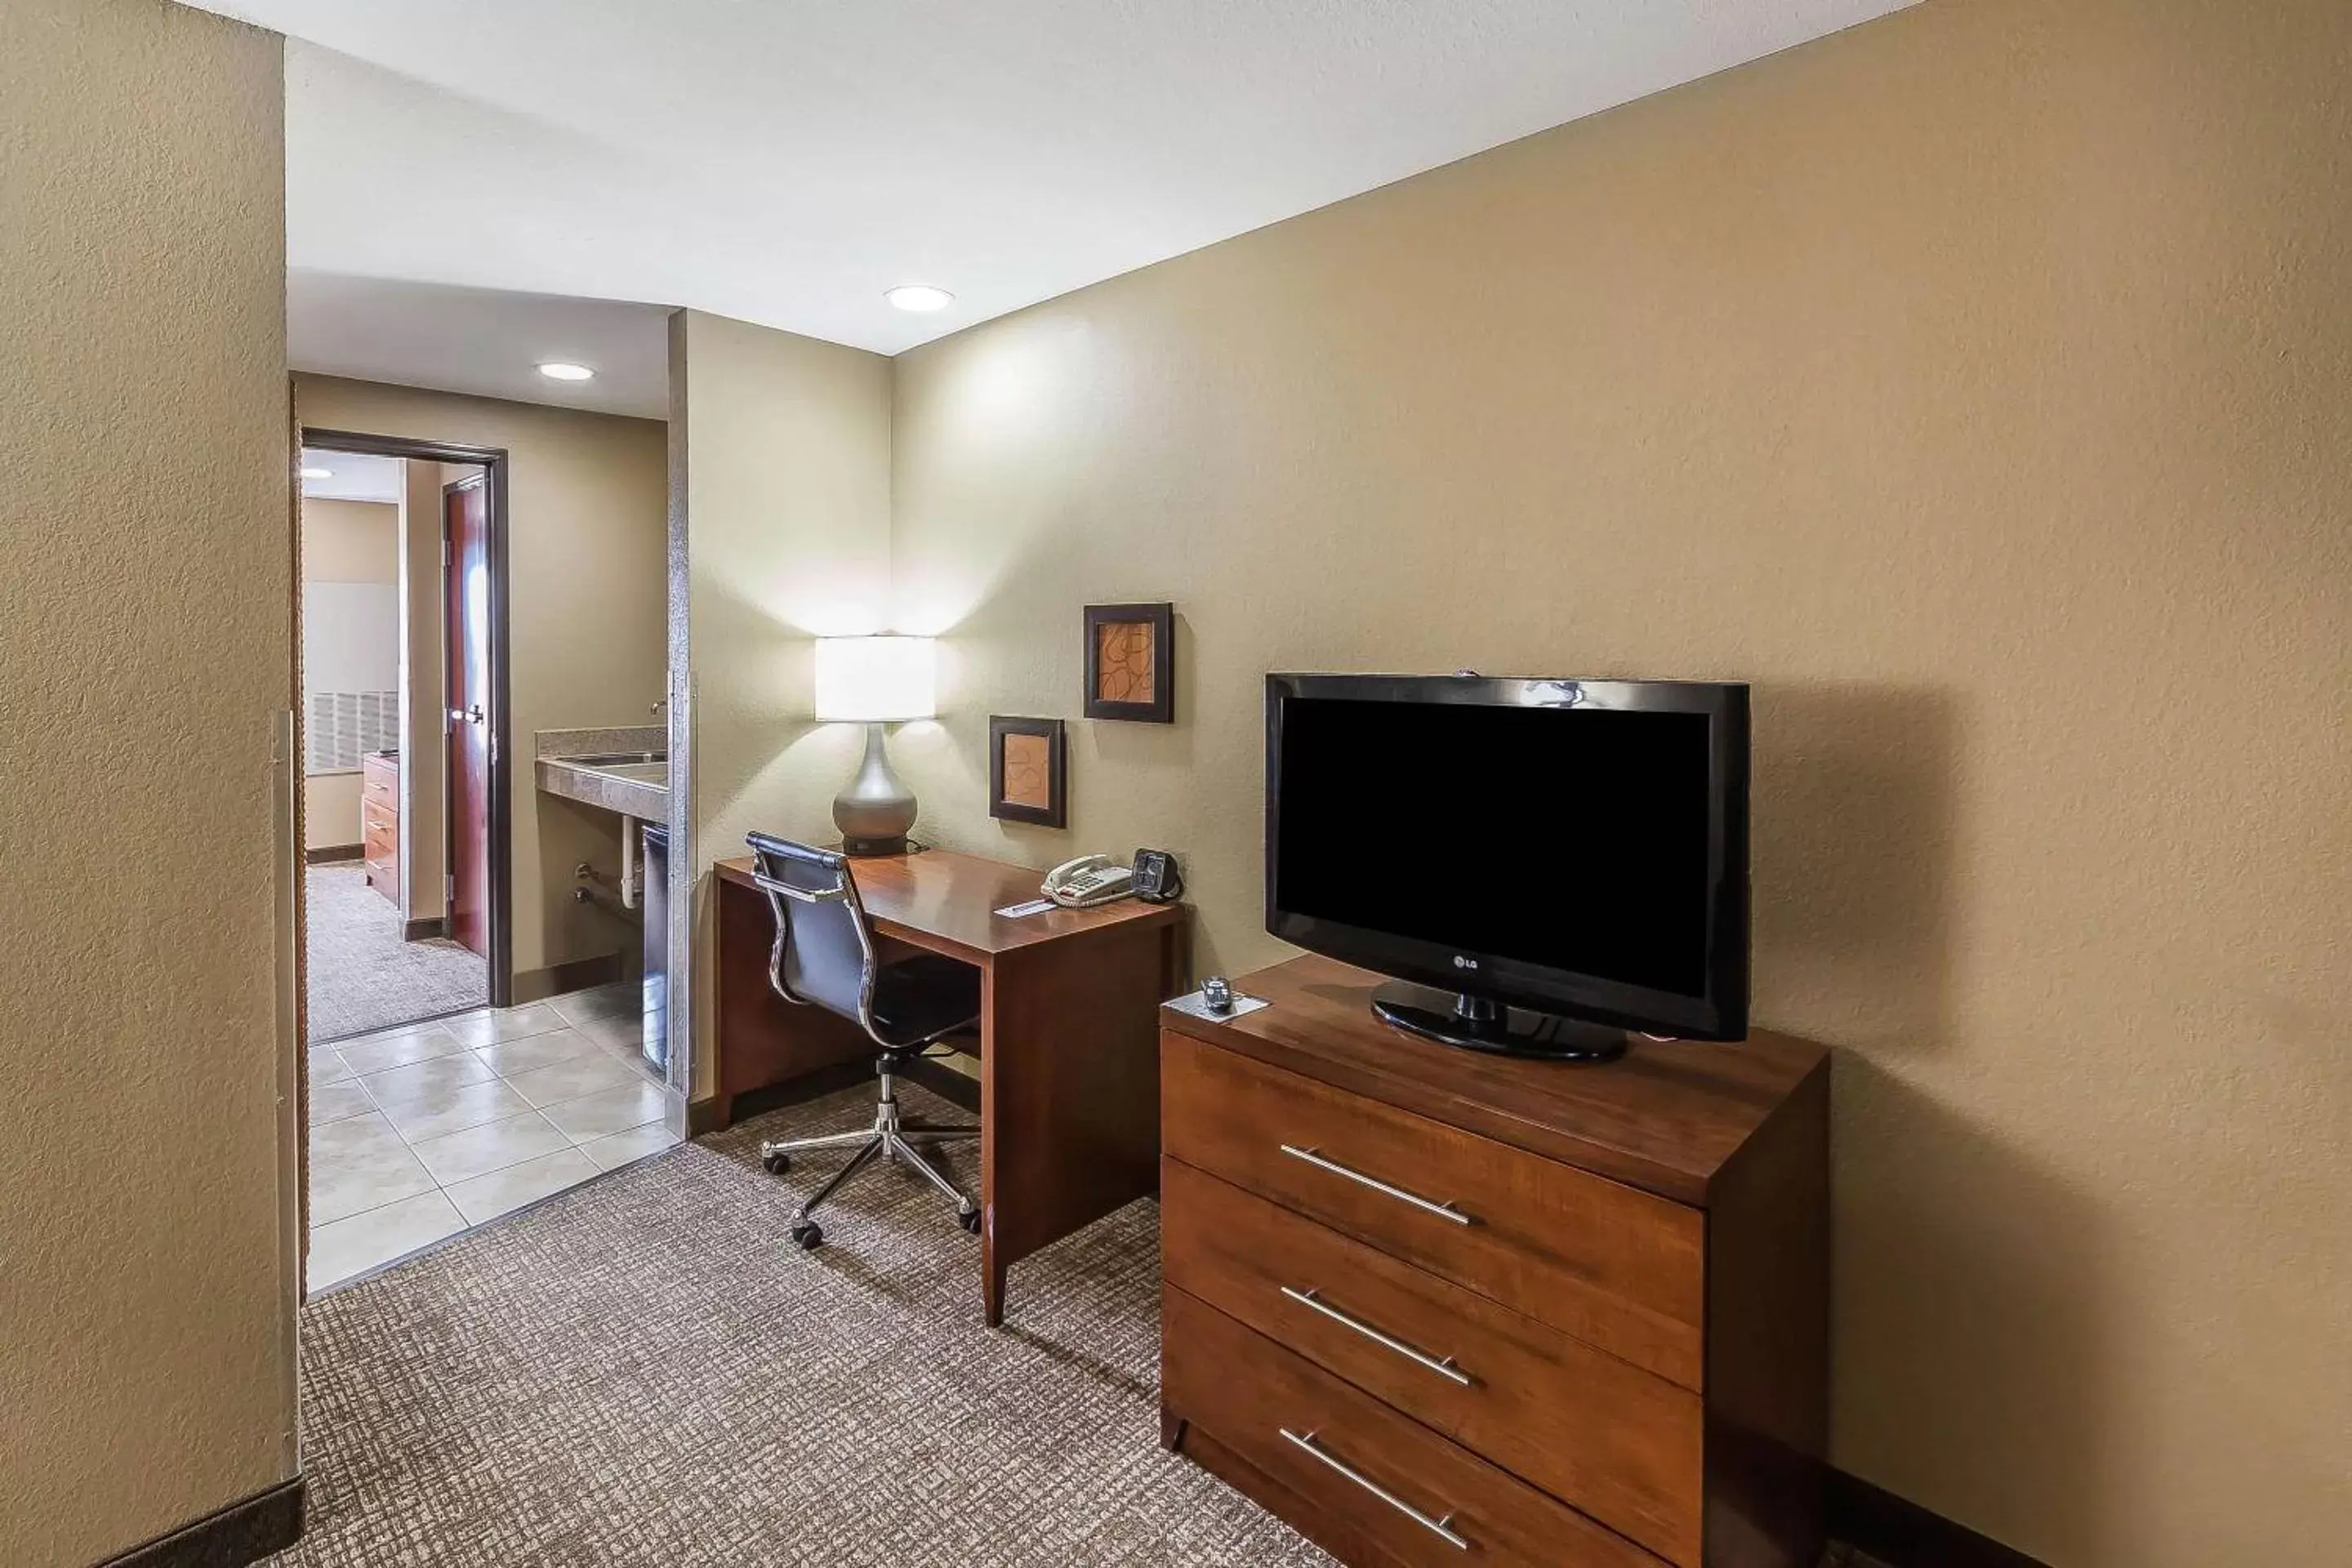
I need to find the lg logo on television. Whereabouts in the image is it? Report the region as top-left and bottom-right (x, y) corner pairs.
(1454, 956), (1480, 971)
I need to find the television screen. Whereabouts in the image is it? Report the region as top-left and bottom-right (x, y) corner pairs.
(1276, 697), (1712, 996)
(1266, 675), (1748, 1045)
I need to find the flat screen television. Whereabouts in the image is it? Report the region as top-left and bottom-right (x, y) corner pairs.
(1265, 673), (1748, 1059)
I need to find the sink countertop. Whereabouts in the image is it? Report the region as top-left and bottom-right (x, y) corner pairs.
(535, 727), (669, 821)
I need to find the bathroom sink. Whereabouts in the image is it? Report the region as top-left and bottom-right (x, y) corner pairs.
(536, 751), (669, 818)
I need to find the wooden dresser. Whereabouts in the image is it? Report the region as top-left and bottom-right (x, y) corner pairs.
(361, 750), (399, 904)
(1159, 955), (1829, 1568)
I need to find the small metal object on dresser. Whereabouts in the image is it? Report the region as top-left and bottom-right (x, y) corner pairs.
(1166, 981), (1271, 1022)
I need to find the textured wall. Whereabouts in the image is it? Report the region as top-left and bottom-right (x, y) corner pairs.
(672, 310), (895, 1095)
(0, 0), (297, 1562)
(291, 376), (669, 989)
(887, 1), (2352, 1562)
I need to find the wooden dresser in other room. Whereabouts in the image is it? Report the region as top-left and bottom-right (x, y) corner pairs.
(361, 750), (399, 905)
(1159, 954), (1829, 1568)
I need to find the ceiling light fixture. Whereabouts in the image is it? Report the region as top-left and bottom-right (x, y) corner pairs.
(537, 362), (595, 381)
(300, 466), (332, 480)
(884, 285), (955, 313)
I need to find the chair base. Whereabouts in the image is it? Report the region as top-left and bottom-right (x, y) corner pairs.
(759, 1058), (978, 1247)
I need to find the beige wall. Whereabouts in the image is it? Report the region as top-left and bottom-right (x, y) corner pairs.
(822, 0), (2346, 1561)
(672, 309), (895, 1095)
(304, 774), (362, 851)
(292, 376), (669, 989)
(298, 496), (398, 582)
(0, 0), (296, 1562)
(300, 496), (398, 852)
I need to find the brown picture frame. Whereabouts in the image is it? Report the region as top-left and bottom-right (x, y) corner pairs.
(1083, 602), (1175, 724)
(988, 715), (1067, 828)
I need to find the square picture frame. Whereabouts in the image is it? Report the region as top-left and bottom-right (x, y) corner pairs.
(1083, 602), (1175, 724)
(988, 715), (1067, 828)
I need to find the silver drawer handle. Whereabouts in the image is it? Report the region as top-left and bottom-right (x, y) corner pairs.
(1279, 1144), (1472, 1225)
(1278, 1428), (1468, 1550)
(1281, 1287), (1471, 1386)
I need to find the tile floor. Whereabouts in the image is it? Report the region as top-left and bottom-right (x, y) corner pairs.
(306, 982), (679, 1293)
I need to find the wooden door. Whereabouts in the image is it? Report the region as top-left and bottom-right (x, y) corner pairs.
(444, 477), (491, 957)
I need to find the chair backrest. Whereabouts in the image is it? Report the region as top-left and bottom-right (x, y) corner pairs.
(746, 832), (879, 1037)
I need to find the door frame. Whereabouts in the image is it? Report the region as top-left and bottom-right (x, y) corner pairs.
(301, 425), (516, 1009)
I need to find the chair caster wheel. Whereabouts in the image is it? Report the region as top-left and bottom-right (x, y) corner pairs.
(789, 1221), (822, 1250)
(761, 1150), (791, 1175)
(959, 1208), (982, 1235)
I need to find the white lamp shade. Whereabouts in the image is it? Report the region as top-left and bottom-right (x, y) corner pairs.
(813, 635), (936, 723)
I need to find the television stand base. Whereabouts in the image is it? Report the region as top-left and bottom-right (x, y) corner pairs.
(1370, 980), (1628, 1062)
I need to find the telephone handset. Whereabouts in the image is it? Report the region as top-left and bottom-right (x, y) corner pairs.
(1042, 854), (1135, 909)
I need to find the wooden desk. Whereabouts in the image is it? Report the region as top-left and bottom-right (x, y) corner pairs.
(712, 849), (1188, 1325)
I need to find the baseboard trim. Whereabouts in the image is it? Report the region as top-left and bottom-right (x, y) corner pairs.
(1829, 1468), (2050, 1568)
(716, 1060), (876, 1129)
(686, 1092), (733, 1138)
(304, 844), (362, 864)
(401, 915), (448, 942)
(690, 1052), (978, 1135)
(510, 952), (626, 1005)
(97, 1477), (305, 1568)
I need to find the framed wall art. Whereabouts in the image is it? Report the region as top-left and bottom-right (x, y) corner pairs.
(987, 715), (1067, 828)
(1083, 602), (1174, 724)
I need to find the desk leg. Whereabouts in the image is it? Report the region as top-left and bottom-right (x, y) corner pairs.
(979, 920), (1167, 1326)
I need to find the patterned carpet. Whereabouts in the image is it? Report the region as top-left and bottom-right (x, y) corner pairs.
(272, 1083), (1337, 1567)
(305, 862), (486, 1041)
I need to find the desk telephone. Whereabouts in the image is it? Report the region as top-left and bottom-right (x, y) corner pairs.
(1042, 855), (1134, 908)
(1042, 849), (1183, 909)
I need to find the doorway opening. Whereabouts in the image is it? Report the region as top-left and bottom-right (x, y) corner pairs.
(297, 433), (506, 1039)
(295, 424), (670, 1295)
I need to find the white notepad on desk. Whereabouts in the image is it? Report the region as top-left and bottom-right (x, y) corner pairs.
(994, 898), (1058, 918)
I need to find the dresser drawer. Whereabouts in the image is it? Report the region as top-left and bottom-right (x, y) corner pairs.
(1163, 1157), (1704, 1565)
(362, 773), (397, 814)
(1163, 1032), (1704, 1388)
(363, 813), (397, 858)
(363, 809), (399, 902)
(1165, 1286), (1665, 1568)
(363, 753), (399, 806)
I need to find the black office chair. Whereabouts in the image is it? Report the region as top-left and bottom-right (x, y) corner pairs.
(745, 832), (982, 1250)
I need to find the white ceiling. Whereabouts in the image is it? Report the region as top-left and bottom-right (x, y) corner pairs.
(191, 0), (1913, 358)
(297, 448), (403, 502)
(290, 271), (671, 418)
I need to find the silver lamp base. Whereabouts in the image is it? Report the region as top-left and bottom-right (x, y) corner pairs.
(834, 721), (915, 856)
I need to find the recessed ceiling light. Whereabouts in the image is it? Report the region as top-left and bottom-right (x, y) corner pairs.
(537, 362), (595, 381)
(300, 466), (332, 480)
(884, 285), (955, 313)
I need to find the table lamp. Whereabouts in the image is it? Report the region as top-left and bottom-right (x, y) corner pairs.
(813, 635), (935, 855)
